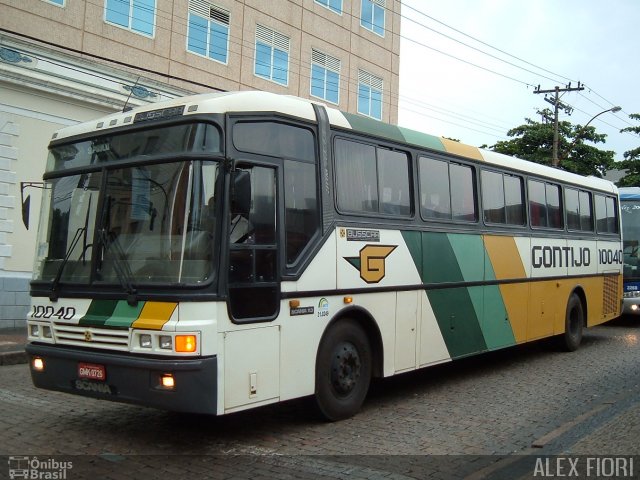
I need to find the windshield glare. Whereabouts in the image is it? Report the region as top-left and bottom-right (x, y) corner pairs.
(34, 160), (220, 287)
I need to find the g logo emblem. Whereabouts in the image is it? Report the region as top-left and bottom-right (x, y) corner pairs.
(345, 245), (397, 284)
(84, 330), (92, 342)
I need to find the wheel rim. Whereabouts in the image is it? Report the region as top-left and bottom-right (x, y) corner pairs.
(330, 341), (361, 396)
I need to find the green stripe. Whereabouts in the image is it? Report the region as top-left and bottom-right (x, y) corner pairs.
(104, 300), (145, 328)
(401, 231), (517, 357)
(482, 249), (516, 349)
(79, 300), (119, 328)
(422, 232), (487, 358)
(341, 112), (445, 152)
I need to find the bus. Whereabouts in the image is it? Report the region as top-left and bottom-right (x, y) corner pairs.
(620, 187), (640, 314)
(24, 91), (622, 421)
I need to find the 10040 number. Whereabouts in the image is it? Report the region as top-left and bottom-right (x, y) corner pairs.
(30, 305), (76, 320)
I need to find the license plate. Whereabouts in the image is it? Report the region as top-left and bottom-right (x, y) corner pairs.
(78, 363), (106, 381)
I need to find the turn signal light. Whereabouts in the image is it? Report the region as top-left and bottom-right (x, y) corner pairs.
(175, 335), (197, 353)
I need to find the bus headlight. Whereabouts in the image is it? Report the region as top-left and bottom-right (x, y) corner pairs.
(42, 326), (52, 338)
(139, 334), (152, 348)
(30, 324), (39, 337)
(159, 335), (172, 350)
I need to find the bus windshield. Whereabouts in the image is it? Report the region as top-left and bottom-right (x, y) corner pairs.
(35, 160), (220, 287)
(34, 123), (222, 289)
(622, 199), (640, 282)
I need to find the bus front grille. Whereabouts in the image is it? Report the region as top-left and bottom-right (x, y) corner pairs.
(52, 324), (130, 351)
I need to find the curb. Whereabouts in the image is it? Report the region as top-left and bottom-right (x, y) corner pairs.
(0, 350), (28, 366)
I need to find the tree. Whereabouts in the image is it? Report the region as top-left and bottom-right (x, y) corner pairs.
(488, 109), (616, 177)
(616, 114), (640, 187)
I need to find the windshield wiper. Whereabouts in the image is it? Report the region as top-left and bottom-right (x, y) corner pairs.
(97, 229), (138, 306)
(49, 227), (85, 302)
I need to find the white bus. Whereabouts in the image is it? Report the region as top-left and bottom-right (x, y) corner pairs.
(620, 187), (640, 314)
(25, 91), (622, 420)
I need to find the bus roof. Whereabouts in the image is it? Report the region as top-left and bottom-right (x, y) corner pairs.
(619, 187), (640, 200)
(51, 90), (617, 194)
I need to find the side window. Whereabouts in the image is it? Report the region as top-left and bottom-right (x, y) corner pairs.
(595, 194), (619, 234)
(335, 138), (410, 216)
(547, 183), (563, 229)
(482, 170), (524, 226)
(482, 170), (505, 224)
(450, 163), (476, 221)
(579, 190), (593, 231)
(378, 149), (410, 215)
(566, 188), (593, 232)
(419, 157), (476, 222)
(528, 180), (547, 227)
(233, 122), (315, 162)
(335, 139), (377, 213)
(420, 158), (450, 219)
(528, 180), (563, 229)
(284, 160), (318, 265)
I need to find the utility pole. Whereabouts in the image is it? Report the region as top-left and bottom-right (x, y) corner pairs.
(534, 82), (585, 167)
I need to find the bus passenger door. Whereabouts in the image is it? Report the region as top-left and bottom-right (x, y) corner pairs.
(224, 164), (281, 411)
(227, 165), (280, 321)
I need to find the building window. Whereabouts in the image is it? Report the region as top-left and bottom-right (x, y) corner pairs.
(45, 0), (64, 6)
(187, 0), (229, 64)
(361, 0), (385, 36)
(255, 25), (290, 86)
(311, 50), (340, 104)
(105, 0), (155, 37)
(315, 0), (342, 14)
(357, 70), (383, 120)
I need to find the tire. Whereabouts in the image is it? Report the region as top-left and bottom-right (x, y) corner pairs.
(315, 319), (372, 421)
(562, 293), (584, 352)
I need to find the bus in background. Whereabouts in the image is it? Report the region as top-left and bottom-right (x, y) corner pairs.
(23, 91), (622, 421)
(620, 187), (640, 314)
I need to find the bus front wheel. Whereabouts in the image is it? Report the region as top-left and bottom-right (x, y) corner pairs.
(315, 319), (372, 421)
(562, 293), (584, 352)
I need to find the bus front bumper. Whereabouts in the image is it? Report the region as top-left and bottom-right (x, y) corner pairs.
(25, 343), (217, 414)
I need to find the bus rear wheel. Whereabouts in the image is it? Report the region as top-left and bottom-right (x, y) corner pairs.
(315, 319), (372, 421)
(562, 293), (584, 352)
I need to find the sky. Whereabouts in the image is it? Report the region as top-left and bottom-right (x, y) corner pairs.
(398, 0), (640, 164)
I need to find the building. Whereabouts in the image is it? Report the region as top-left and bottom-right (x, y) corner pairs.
(0, 0), (402, 328)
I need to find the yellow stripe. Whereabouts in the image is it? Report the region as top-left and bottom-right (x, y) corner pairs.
(484, 235), (528, 343)
(131, 302), (177, 330)
(440, 138), (484, 161)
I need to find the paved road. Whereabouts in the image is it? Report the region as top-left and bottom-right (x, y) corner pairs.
(2, 318), (640, 479)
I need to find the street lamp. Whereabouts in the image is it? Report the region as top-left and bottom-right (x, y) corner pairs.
(560, 106), (622, 165)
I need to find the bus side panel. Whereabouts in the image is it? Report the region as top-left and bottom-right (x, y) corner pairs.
(279, 234), (337, 402)
(483, 235), (529, 344)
